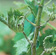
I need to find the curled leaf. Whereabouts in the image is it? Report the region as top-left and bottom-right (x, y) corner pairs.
(43, 35), (56, 52)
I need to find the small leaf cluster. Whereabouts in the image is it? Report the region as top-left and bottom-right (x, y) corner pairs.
(0, 9), (24, 32)
(44, 3), (56, 21)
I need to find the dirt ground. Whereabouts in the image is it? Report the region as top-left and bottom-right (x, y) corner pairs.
(0, 52), (8, 55)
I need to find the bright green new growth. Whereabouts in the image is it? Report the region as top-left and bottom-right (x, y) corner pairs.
(0, 9), (24, 32)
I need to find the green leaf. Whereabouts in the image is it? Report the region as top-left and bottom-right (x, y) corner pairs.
(39, 29), (56, 46)
(19, 51), (27, 55)
(36, 47), (44, 55)
(14, 38), (28, 55)
(24, 14), (35, 36)
(43, 35), (56, 49)
(14, 33), (33, 55)
(13, 33), (24, 42)
(24, 0), (38, 17)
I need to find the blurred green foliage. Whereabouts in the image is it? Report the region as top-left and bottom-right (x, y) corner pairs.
(0, 0), (56, 55)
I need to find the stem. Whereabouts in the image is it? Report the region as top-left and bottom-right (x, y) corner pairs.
(41, 20), (56, 30)
(47, 23), (56, 30)
(41, 51), (46, 55)
(23, 32), (31, 44)
(0, 18), (8, 26)
(0, 17), (17, 32)
(25, 17), (36, 27)
(44, 0), (52, 6)
(31, 0), (45, 55)
(31, 43), (36, 55)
